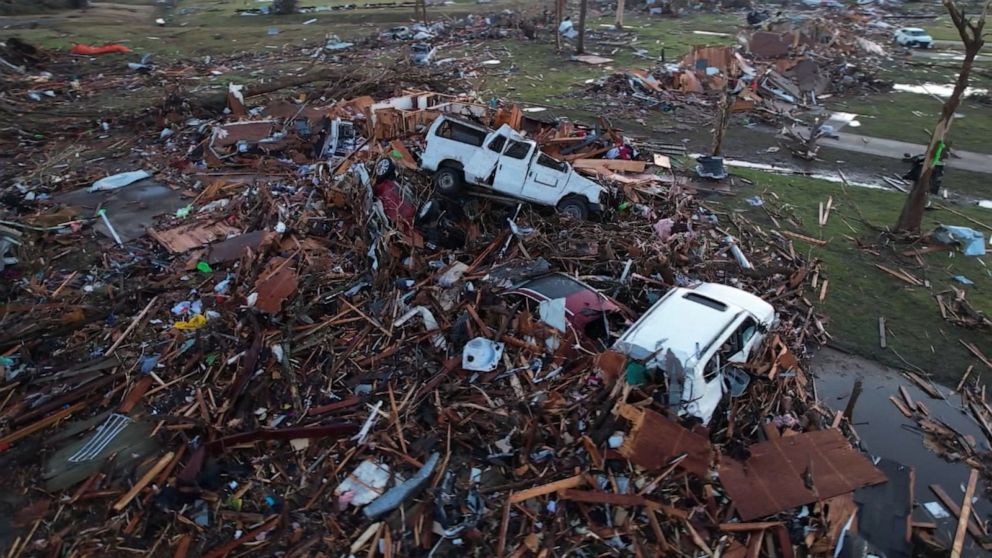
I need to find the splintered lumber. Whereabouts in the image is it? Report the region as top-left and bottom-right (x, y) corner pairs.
(780, 230), (827, 246)
(559, 489), (646, 506)
(0, 400), (88, 447)
(507, 475), (585, 503)
(573, 159), (648, 173)
(951, 469), (979, 558)
(903, 371), (942, 399)
(874, 264), (923, 286)
(112, 451), (176, 511)
(719, 522), (784, 532)
(930, 483), (989, 548)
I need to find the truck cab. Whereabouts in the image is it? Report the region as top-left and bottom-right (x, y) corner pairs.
(613, 283), (776, 425)
(419, 115), (604, 219)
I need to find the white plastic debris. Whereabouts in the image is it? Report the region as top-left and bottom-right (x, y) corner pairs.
(462, 337), (505, 372)
(538, 298), (568, 332)
(394, 306), (446, 349)
(89, 170), (152, 192)
(335, 460), (393, 507)
(438, 261), (469, 288)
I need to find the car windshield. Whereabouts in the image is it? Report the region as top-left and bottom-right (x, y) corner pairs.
(518, 274), (587, 299)
(907, 30), (926, 36)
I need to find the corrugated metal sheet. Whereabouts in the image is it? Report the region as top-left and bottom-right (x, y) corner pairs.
(719, 429), (887, 521)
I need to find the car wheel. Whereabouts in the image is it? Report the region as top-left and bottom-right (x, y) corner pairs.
(375, 158), (396, 181)
(434, 167), (463, 196)
(557, 197), (589, 220)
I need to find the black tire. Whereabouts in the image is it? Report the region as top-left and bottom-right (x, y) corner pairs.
(375, 158), (396, 181)
(557, 197), (589, 220)
(434, 167), (463, 196)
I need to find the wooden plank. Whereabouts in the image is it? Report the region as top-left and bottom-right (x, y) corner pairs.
(889, 396), (913, 417)
(559, 489), (646, 507)
(572, 159), (647, 173)
(112, 451), (175, 511)
(780, 230), (827, 246)
(0, 400), (88, 447)
(951, 468), (979, 558)
(879, 317), (887, 348)
(719, 522), (784, 532)
(507, 475), (585, 503)
(930, 483), (987, 544)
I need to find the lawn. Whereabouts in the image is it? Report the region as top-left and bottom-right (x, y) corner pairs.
(714, 168), (992, 386)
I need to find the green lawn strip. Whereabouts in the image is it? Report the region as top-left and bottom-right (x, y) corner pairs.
(714, 167), (991, 385)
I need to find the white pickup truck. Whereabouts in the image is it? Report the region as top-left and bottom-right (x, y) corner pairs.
(613, 283), (776, 426)
(419, 115), (605, 219)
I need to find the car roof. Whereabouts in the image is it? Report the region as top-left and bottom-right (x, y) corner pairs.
(614, 283), (774, 361)
(901, 27), (926, 32)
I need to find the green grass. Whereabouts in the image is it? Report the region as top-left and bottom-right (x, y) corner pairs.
(714, 168), (992, 385)
(828, 93), (992, 154)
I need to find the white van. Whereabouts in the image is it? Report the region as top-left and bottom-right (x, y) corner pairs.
(419, 115), (605, 219)
(613, 283), (776, 425)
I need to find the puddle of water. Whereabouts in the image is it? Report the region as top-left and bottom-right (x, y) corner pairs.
(894, 83), (989, 97)
(814, 348), (991, 556)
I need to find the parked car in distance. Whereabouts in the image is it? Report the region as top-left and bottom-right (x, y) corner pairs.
(504, 273), (632, 350)
(419, 115), (605, 219)
(613, 283), (776, 425)
(894, 28), (934, 48)
(410, 43), (437, 66)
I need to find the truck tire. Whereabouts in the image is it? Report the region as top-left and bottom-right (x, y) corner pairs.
(434, 167), (463, 196)
(557, 197), (589, 220)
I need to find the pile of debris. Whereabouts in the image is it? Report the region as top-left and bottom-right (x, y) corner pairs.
(582, 9), (894, 123)
(0, 71), (941, 557)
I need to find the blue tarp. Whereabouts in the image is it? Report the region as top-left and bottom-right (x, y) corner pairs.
(932, 225), (987, 257)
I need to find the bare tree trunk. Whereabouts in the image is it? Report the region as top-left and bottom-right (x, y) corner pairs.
(711, 86), (734, 157)
(616, 0), (625, 29)
(555, 0), (563, 52)
(895, 0), (987, 233)
(577, 0), (588, 54)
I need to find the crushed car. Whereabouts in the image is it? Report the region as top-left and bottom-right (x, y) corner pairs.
(410, 43), (437, 66)
(504, 273), (632, 350)
(613, 282), (776, 425)
(419, 115), (606, 219)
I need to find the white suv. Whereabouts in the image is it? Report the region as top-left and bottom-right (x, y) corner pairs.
(894, 28), (934, 49)
(613, 283), (777, 425)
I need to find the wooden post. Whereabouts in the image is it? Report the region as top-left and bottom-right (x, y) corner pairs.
(577, 0), (588, 54)
(951, 468), (979, 558)
(843, 379), (863, 421)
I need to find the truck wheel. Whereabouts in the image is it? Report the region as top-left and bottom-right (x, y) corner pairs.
(434, 167), (463, 196)
(557, 198), (589, 220)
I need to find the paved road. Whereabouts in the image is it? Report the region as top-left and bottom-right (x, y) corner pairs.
(817, 132), (992, 175)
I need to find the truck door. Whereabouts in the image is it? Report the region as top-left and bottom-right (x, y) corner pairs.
(492, 139), (534, 196)
(527, 153), (571, 205)
(464, 133), (507, 185)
